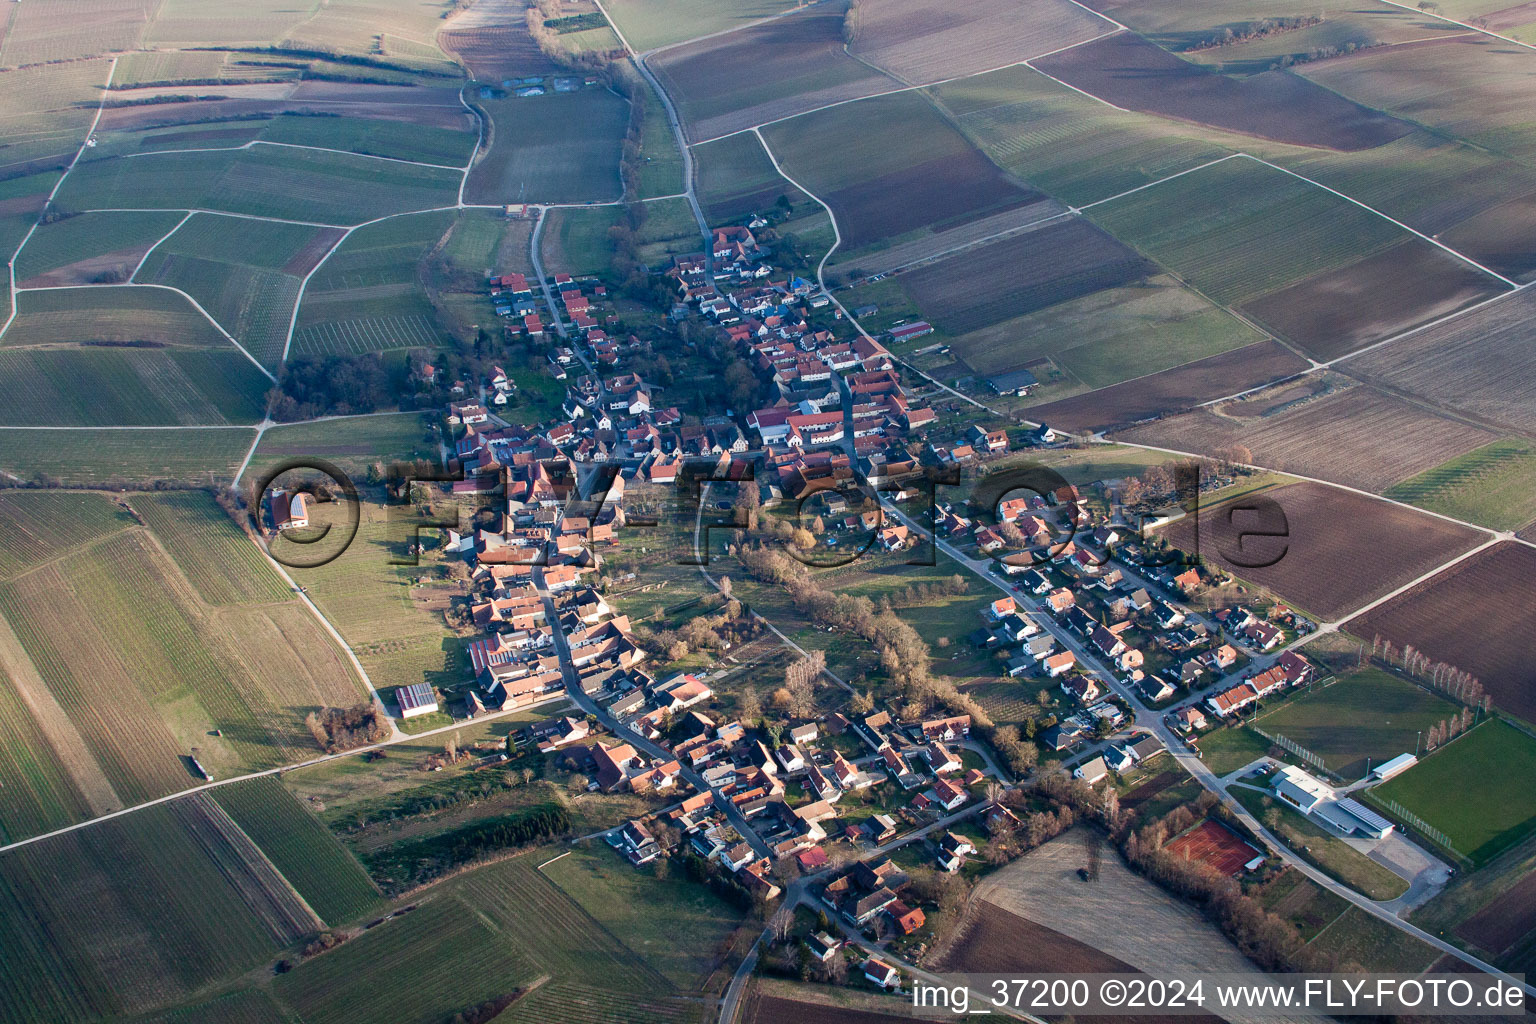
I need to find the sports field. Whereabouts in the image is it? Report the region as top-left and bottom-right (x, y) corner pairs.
(1251, 668), (1457, 781)
(1371, 719), (1536, 864)
(463, 88), (628, 205)
(1385, 438), (1536, 533)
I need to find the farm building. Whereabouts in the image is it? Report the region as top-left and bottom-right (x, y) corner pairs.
(268, 489), (309, 532)
(887, 321), (933, 343)
(397, 682), (439, 719)
(987, 368), (1040, 396)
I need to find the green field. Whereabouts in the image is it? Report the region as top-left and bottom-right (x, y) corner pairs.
(14, 210), (184, 284)
(0, 428), (253, 485)
(247, 412), (436, 482)
(1086, 156), (1406, 307)
(1371, 719), (1536, 864)
(0, 59), (111, 175)
(130, 490), (292, 605)
(1193, 726), (1272, 776)
(3, 286), (228, 349)
(544, 199), (700, 277)
(0, 800), (303, 1023)
(294, 210), (454, 356)
(137, 213), (341, 367)
(463, 88), (628, 205)
(212, 776), (384, 926)
(1251, 668), (1457, 781)
(1308, 905), (1440, 973)
(694, 131), (808, 223)
(256, 114), (474, 167)
(1385, 439), (1536, 533)
(55, 146), (461, 225)
(604, 0), (797, 51)
(634, 74), (686, 198)
(0, 490), (137, 579)
(0, 347), (270, 426)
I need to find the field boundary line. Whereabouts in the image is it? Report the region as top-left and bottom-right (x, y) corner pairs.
(1235, 154), (1519, 288)
(1019, 58), (1128, 111)
(14, 281), (278, 383)
(456, 82), (485, 208)
(231, 420), (271, 489)
(123, 210), (194, 283)
(1331, 535), (1502, 630)
(281, 225), (357, 363)
(0, 56), (118, 341)
(867, 207), (1076, 277)
(81, 206), (349, 229)
(1075, 154), (1243, 211)
(537, 849), (572, 870)
(1372, 0), (1536, 53)
(118, 139), (468, 171)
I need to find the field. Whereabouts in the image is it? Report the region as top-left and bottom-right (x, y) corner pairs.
(763, 90), (1051, 254)
(1385, 438), (1536, 532)
(1032, 31), (1413, 151)
(441, 0), (561, 80)
(1251, 668), (1458, 780)
(1455, 867), (1536, 956)
(847, 0), (1105, 85)
(136, 213), (345, 367)
(1308, 906), (1439, 972)
(212, 776), (383, 926)
(0, 0), (154, 66)
(1161, 480), (1484, 622)
(55, 145), (461, 225)
(94, 82), (476, 137)
(694, 131), (811, 223)
(1345, 288), (1536, 437)
(0, 507), (365, 811)
(3, 286), (227, 350)
(1192, 726), (1273, 776)
(0, 59), (113, 176)
(748, 993), (919, 1024)
(0, 347), (271, 426)
(0, 798), (309, 1023)
(293, 210), (454, 357)
(542, 199), (701, 277)
(15, 210), (184, 287)
(1351, 542), (1536, 724)
(1028, 339), (1308, 433)
(463, 87), (628, 205)
(1165, 819), (1262, 876)
(1372, 720), (1536, 864)
(244, 412), (436, 482)
(651, 6), (895, 142)
(1086, 156), (1504, 358)
(605, 0), (796, 52)
(896, 219), (1155, 337)
(1118, 383), (1499, 493)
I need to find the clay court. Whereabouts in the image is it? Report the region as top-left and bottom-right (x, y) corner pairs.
(1166, 819), (1263, 877)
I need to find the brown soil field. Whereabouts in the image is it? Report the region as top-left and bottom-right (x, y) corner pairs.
(750, 994), (916, 1024)
(1029, 339), (1309, 433)
(1121, 769), (1181, 811)
(282, 227), (348, 277)
(651, 9), (896, 141)
(1440, 189), (1536, 282)
(1162, 481), (1485, 621)
(441, 0), (562, 81)
(900, 218), (1156, 335)
(848, 0), (1105, 85)
(1240, 240), (1506, 361)
(1455, 869), (1536, 955)
(828, 199), (1066, 277)
(1344, 288), (1536, 437)
(1117, 385), (1498, 493)
(1352, 542), (1536, 723)
(764, 90), (1045, 250)
(19, 247), (152, 290)
(1032, 33), (1415, 151)
(1484, 0), (1536, 29)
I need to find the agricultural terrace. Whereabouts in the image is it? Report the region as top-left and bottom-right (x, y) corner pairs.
(0, 798), (311, 1023)
(1248, 667), (1458, 780)
(55, 146), (461, 225)
(15, 210), (185, 288)
(1118, 384), (1499, 494)
(463, 87), (629, 205)
(245, 413), (437, 482)
(128, 491), (291, 606)
(293, 210), (455, 357)
(212, 776), (383, 926)
(1370, 719), (1536, 864)
(1029, 339), (1308, 434)
(0, 515), (365, 808)
(0, 59), (112, 176)
(761, 90), (1052, 252)
(605, 0), (796, 51)
(3, 287), (227, 349)
(1352, 542), (1536, 725)
(932, 64), (1235, 209)
(441, 0), (561, 80)
(1085, 156), (1504, 358)
(1032, 32), (1413, 151)
(651, 6), (896, 142)
(847, 0), (1105, 85)
(137, 214), (345, 367)
(0, 347), (271, 426)
(1160, 480), (1484, 622)
(90, 112), (477, 168)
(1385, 438), (1536, 533)
(694, 131), (811, 224)
(1346, 287), (1536, 437)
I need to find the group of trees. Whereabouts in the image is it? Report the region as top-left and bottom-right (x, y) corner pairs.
(1372, 636), (1492, 712)
(267, 353), (395, 420)
(364, 802), (572, 891)
(1425, 706), (1477, 751)
(305, 703), (391, 752)
(1189, 15), (1323, 50)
